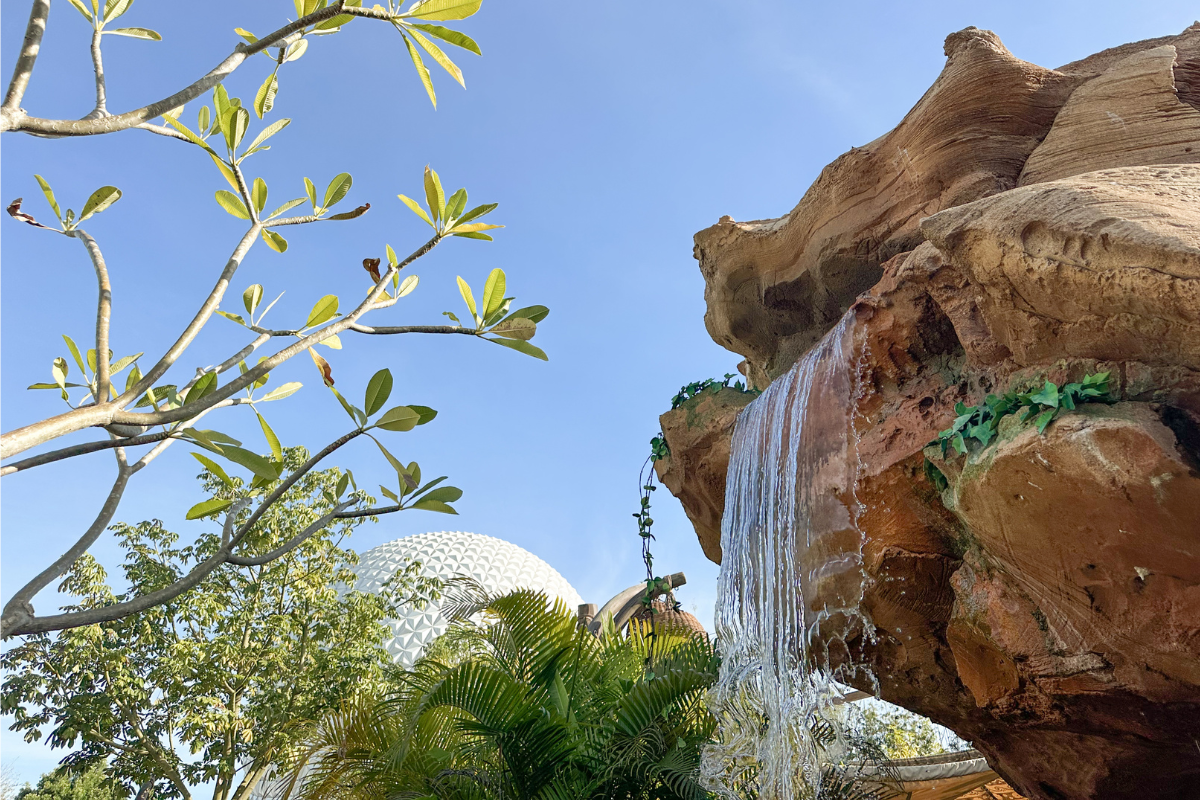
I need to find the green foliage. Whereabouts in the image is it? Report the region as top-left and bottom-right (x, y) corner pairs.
(288, 586), (720, 800)
(13, 766), (126, 800)
(845, 706), (949, 761)
(1, 450), (440, 800)
(932, 371), (1113, 458)
(670, 373), (755, 410)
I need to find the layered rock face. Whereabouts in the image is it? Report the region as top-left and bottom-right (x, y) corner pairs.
(659, 25), (1200, 800)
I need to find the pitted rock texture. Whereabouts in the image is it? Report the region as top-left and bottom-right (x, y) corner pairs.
(662, 23), (1200, 800)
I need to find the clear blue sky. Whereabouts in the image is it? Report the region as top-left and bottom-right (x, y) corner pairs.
(3, 0), (1196, 785)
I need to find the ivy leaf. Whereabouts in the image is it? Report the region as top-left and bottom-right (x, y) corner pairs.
(1035, 409), (1057, 434)
(1029, 381), (1059, 408)
(950, 432), (966, 455)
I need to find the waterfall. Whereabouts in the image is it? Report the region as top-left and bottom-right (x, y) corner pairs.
(701, 310), (873, 800)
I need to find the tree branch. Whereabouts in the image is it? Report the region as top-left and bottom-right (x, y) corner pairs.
(1, 3), (354, 136)
(349, 324), (479, 336)
(2, 429), (365, 636)
(87, 29), (107, 118)
(1, 454), (131, 637)
(70, 229), (113, 400)
(1, 0), (50, 115)
(0, 225), (260, 460)
(225, 503), (351, 566)
(1, 430), (177, 475)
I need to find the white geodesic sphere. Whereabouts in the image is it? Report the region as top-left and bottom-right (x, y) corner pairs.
(352, 531), (583, 667)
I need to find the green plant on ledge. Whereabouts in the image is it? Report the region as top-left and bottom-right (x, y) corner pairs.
(932, 371), (1113, 459)
(669, 372), (756, 409)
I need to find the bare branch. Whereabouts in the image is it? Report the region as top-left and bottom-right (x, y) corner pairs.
(131, 400), (237, 473)
(88, 29), (108, 118)
(135, 122), (190, 141)
(2, 431), (177, 475)
(350, 324), (479, 336)
(1, 3), (355, 136)
(225, 503), (352, 566)
(2, 428), (365, 636)
(2, 0), (50, 115)
(0, 224), (261, 460)
(335, 503), (405, 520)
(108, 237), (443, 428)
(70, 229), (113, 400)
(1, 454), (131, 637)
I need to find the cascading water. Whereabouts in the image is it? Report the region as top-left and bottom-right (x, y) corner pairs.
(701, 310), (874, 800)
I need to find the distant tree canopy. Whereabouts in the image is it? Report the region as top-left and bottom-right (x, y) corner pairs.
(14, 767), (125, 800)
(2, 450), (439, 800)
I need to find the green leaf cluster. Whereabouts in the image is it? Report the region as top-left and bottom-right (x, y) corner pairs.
(12, 175), (123, 234)
(286, 584), (719, 800)
(932, 371), (1113, 458)
(27, 335), (141, 405)
(65, 0), (161, 40)
(669, 372), (756, 410)
(445, 267), (550, 360)
(398, 165), (501, 239)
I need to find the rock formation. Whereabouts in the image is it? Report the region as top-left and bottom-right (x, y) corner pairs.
(658, 24), (1200, 800)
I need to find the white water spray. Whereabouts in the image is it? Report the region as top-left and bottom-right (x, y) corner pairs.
(702, 311), (874, 799)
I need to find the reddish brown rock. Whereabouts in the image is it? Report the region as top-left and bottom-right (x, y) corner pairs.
(654, 387), (754, 563)
(694, 28), (1081, 386)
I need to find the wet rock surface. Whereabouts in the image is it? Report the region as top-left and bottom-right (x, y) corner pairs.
(660, 23), (1200, 800)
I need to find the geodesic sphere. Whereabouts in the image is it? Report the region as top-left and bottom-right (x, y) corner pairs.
(352, 531), (583, 667)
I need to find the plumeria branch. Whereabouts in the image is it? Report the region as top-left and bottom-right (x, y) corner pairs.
(1, 2), (355, 135)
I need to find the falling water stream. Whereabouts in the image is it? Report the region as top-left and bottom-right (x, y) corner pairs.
(702, 310), (874, 800)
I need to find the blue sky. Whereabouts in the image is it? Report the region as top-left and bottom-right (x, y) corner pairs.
(3, 0), (1197, 785)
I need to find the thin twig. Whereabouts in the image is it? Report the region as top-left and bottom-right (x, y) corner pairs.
(349, 324), (478, 336)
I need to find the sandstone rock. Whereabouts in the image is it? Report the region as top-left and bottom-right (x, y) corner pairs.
(667, 22), (1200, 800)
(921, 164), (1200, 371)
(654, 387), (754, 563)
(694, 28), (1080, 385)
(1019, 46), (1200, 185)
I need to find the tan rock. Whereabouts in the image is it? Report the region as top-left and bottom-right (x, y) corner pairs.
(921, 164), (1200, 370)
(694, 28), (1080, 383)
(1019, 46), (1200, 185)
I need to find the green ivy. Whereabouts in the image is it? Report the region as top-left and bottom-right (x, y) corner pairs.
(669, 372), (756, 409)
(931, 371), (1113, 458)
